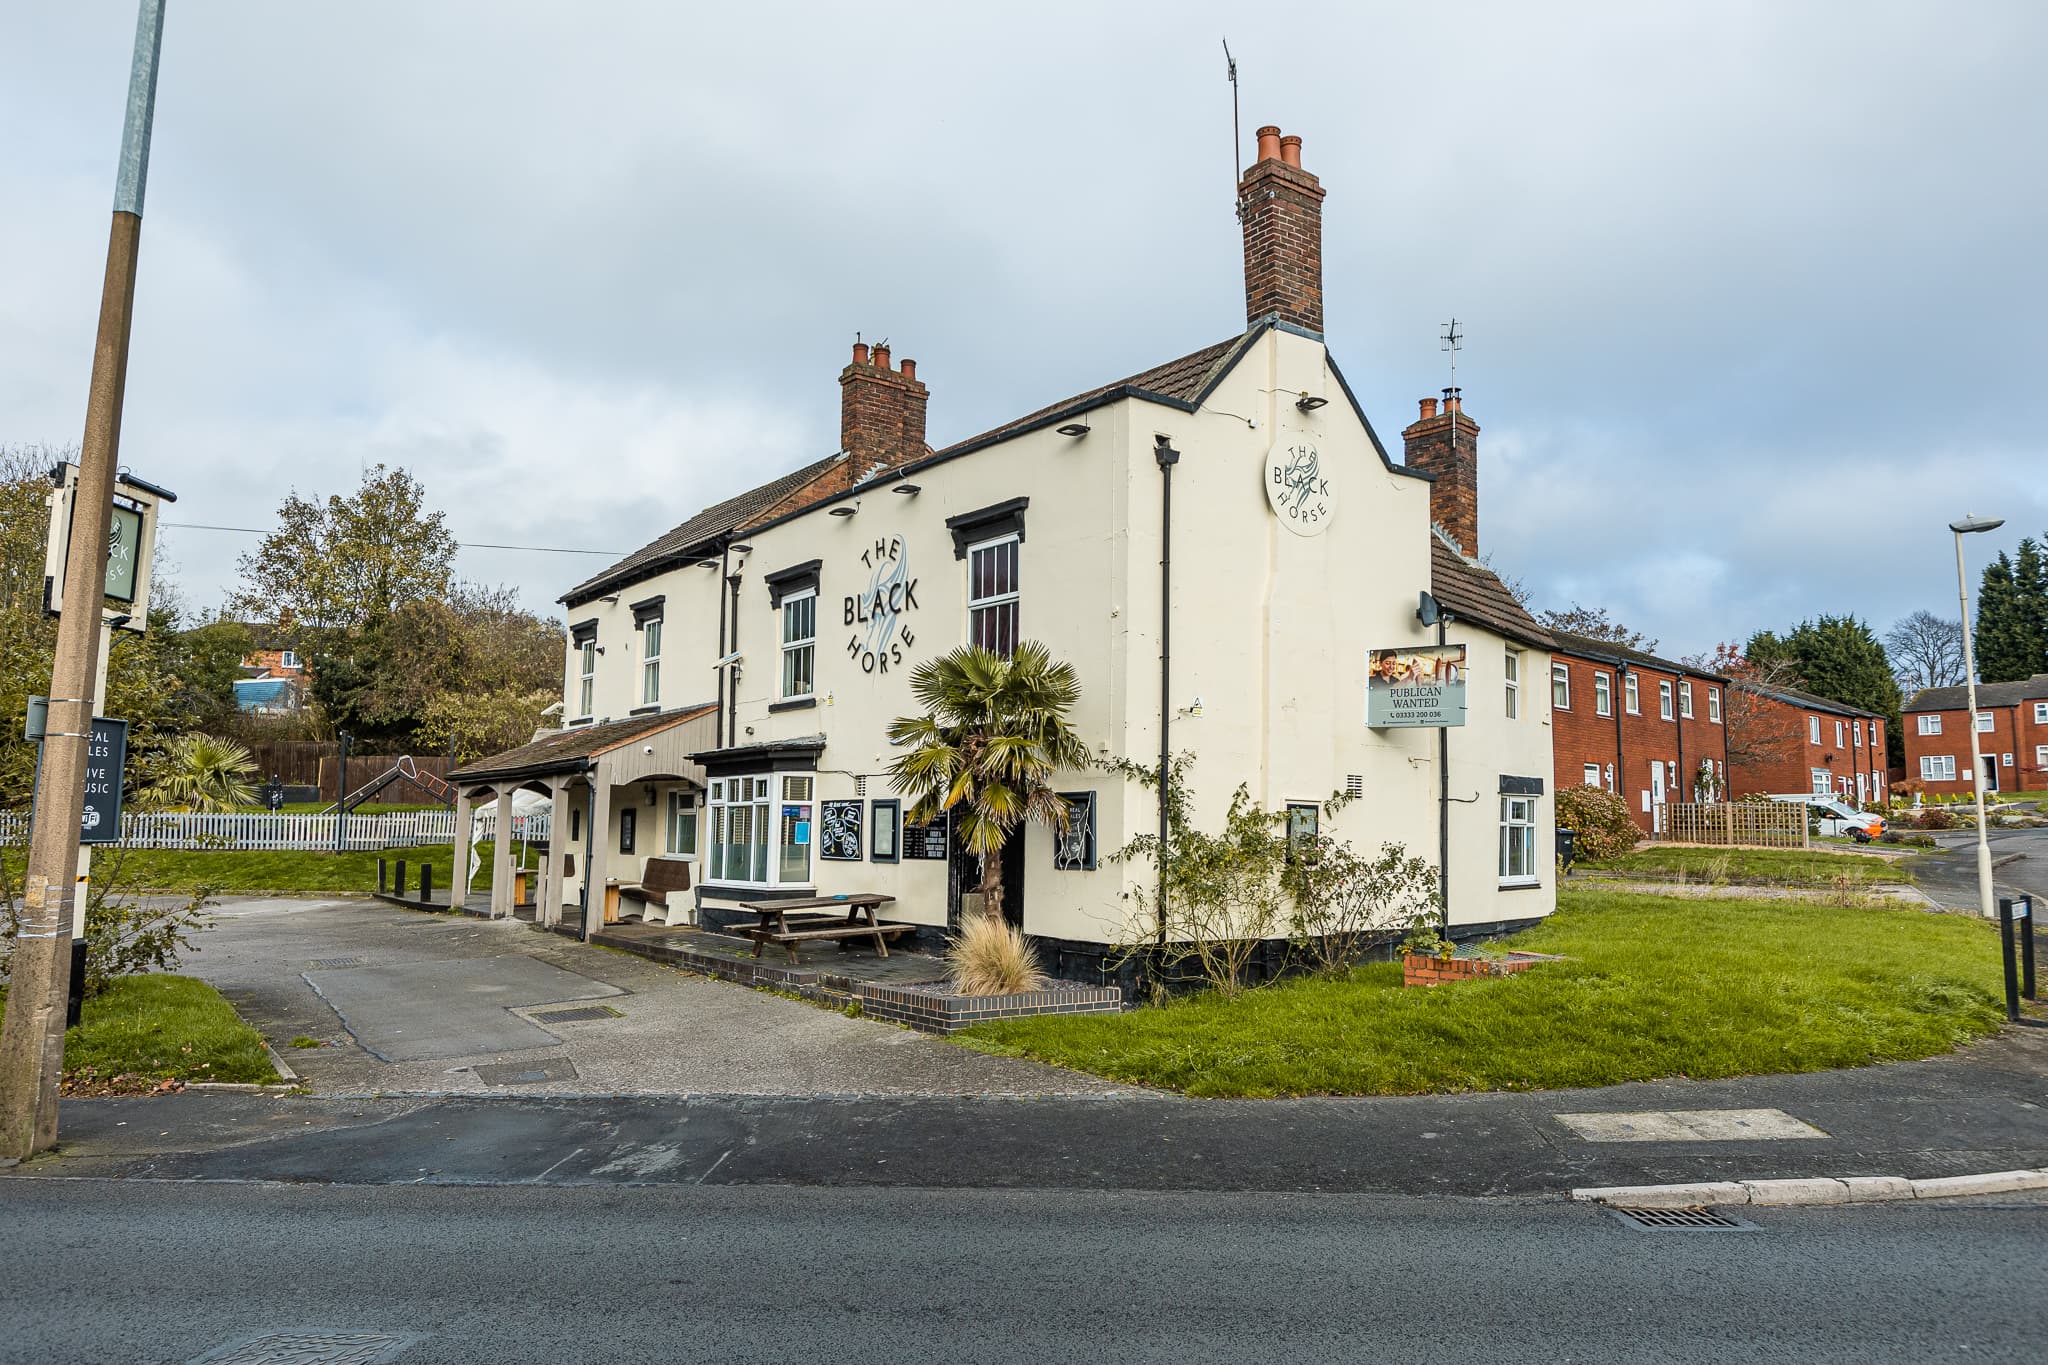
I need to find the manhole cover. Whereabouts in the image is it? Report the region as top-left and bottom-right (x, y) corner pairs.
(1604, 1205), (1756, 1232)
(531, 1004), (622, 1024)
(474, 1057), (580, 1086)
(188, 1331), (416, 1364)
(306, 957), (365, 970)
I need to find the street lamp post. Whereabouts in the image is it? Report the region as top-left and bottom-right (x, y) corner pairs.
(1951, 514), (2005, 920)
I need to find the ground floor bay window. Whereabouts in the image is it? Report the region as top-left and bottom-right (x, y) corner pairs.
(707, 773), (816, 888)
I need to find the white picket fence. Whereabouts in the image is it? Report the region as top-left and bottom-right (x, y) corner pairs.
(0, 809), (550, 852)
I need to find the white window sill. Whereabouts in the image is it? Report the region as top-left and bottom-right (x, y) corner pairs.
(1497, 878), (1542, 891)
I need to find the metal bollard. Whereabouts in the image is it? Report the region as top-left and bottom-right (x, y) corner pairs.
(377, 857), (387, 895)
(1998, 898), (2022, 1022)
(394, 859), (408, 898)
(418, 863), (433, 906)
(2020, 895), (2036, 1002)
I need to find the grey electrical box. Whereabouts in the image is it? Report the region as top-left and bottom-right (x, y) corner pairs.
(25, 695), (47, 741)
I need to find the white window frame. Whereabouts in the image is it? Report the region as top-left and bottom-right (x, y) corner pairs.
(1678, 680), (1693, 719)
(279, 650), (298, 670)
(578, 638), (596, 719)
(1504, 649), (1521, 719)
(2035, 702), (2048, 725)
(1853, 720), (1863, 748)
(780, 588), (817, 699)
(664, 790), (697, 859)
(1810, 768), (1831, 796)
(1708, 686), (1721, 723)
(706, 773), (817, 889)
(1499, 795), (1539, 887)
(641, 617), (662, 707)
(1976, 711), (1995, 733)
(1835, 719), (1845, 748)
(2003, 752), (2014, 768)
(1624, 673), (1640, 715)
(1594, 672), (1612, 717)
(967, 533), (1020, 657)
(1809, 715), (1821, 744)
(1582, 763), (1602, 788)
(1552, 662), (1570, 710)
(1658, 679), (1674, 721)
(1918, 713), (1942, 735)
(1920, 754), (1957, 782)
(2035, 744), (2047, 772)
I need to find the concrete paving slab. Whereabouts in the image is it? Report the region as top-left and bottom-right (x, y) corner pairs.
(1555, 1107), (1829, 1142)
(304, 955), (623, 1062)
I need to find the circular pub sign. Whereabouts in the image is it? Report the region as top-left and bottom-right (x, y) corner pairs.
(1264, 436), (1333, 536)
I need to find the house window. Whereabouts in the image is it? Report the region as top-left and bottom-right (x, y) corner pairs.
(1976, 711), (1995, 733)
(708, 776), (771, 884)
(1552, 662), (1570, 710)
(968, 534), (1020, 656)
(1835, 720), (1845, 748)
(619, 808), (636, 856)
(1658, 680), (1673, 721)
(2036, 744), (2047, 772)
(279, 650), (298, 670)
(1678, 680), (1693, 719)
(781, 589), (817, 698)
(2035, 703), (2048, 724)
(1624, 673), (1640, 715)
(1504, 649), (1521, 719)
(1920, 754), (1957, 781)
(641, 618), (662, 707)
(778, 775), (815, 884)
(1595, 672), (1612, 717)
(1918, 714), (1942, 735)
(1582, 763), (1602, 787)
(1808, 715), (1820, 743)
(1708, 686), (1721, 723)
(1286, 803), (1320, 860)
(578, 638), (597, 718)
(665, 791), (697, 858)
(1499, 796), (1538, 886)
(1810, 768), (1831, 795)
(2003, 752), (2014, 768)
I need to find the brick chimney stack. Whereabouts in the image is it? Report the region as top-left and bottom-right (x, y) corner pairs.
(1403, 387), (1480, 555)
(1239, 124), (1327, 334)
(838, 338), (929, 490)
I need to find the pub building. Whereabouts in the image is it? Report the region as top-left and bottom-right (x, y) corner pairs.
(449, 125), (1558, 978)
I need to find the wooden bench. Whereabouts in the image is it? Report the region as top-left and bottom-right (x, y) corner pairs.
(619, 856), (693, 925)
(737, 894), (910, 964)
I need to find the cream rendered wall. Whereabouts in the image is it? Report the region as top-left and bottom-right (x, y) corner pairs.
(1443, 620), (1557, 926)
(559, 555), (727, 725)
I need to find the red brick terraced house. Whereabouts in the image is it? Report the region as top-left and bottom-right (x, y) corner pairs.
(1547, 632), (1731, 833)
(1901, 674), (2048, 797)
(1726, 682), (1889, 807)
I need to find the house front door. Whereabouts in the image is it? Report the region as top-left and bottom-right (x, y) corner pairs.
(1983, 756), (2001, 793)
(1650, 761), (1667, 834)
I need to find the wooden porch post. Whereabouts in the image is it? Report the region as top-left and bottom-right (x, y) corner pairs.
(584, 767), (613, 941)
(452, 787), (475, 907)
(544, 776), (571, 928)
(490, 785), (515, 920)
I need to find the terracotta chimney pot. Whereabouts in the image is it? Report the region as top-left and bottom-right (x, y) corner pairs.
(1255, 125), (1282, 163)
(1279, 134), (1302, 168)
(851, 340), (868, 366)
(873, 343), (891, 371)
(1418, 397), (1438, 420)
(899, 358), (916, 382)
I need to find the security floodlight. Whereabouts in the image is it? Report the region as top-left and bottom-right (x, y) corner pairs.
(1056, 423), (1091, 437)
(1949, 515), (2004, 535)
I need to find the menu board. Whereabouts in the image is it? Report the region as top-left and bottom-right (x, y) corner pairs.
(901, 813), (950, 861)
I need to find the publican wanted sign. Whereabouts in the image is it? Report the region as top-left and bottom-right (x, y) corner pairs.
(1366, 646), (1467, 729)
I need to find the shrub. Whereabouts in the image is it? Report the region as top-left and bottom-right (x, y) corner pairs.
(948, 916), (1048, 997)
(1914, 808), (1956, 830)
(2, 843), (217, 997)
(1284, 836), (1440, 976)
(1554, 785), (1640, 862)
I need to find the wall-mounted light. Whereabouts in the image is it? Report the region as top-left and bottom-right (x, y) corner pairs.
(891, 483), (921, 496)
(830, 501), (859, 518)
(593, 645), (606, 656)
(601, 594), (620, 604)
(1295, 393), (1329, 411)
(1056, 422), (1091, 437)
(644, 784), (657, 806)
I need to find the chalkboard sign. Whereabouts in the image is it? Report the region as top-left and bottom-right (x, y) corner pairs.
(820, 800), (863, 861)
(902, 812), (949, 861)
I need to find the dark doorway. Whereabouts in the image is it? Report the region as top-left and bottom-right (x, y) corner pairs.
(1983, 756), (2001, 793)
(947, 816), (1027, 930)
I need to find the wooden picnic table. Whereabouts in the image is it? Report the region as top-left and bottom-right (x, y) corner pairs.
(740, 894), (909, 964)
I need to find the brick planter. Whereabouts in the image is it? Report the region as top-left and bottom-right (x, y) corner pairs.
(857, 982), (1124, 1034)
(1402, 950), (1561, 988)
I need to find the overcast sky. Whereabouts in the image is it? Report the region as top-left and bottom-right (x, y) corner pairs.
(6, 2), (2044, 659)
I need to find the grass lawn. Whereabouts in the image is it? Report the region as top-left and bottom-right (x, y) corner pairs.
(955, 889), (2010, 1097)
(0, 975), (279, 1092)
(1577, 846), (1904, 885)
(3, 841), (536, 896)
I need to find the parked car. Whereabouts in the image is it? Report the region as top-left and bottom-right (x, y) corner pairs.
(1765, 794), (1888, 842)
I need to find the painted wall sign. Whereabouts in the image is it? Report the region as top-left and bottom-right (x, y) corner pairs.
(844, 535), (921, 676)
(1367, 645), (1468, 728)
(1265, 436), (1333, 536)
(820, 800), (863, 861)
(79, 716), (128, 844)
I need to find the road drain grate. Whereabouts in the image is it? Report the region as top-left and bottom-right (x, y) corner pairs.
(1605, 1205), (1755, 1231)
(188, 1331), (416, 1364)
(531, 1004), (622, 1024)
(306, 957), (365, 970)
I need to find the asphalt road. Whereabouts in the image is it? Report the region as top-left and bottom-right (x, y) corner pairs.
(1919, 826), (2048, 911)
(1, 1180), (2040, 1365)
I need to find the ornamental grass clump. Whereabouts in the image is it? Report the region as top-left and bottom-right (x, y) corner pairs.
(948, 916), (1048, 997)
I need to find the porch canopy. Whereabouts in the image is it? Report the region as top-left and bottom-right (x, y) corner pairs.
(448, 702), (719, 932)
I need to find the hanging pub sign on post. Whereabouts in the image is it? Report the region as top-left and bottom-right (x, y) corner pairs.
(1366, 645), (1468, 728)
(42, 461), (175, 632)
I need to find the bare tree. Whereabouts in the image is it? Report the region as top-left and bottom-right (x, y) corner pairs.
(1539, 602), (1658, 652)
(1685, 642), (1805, 770)
(1884, 610), (1965, 695)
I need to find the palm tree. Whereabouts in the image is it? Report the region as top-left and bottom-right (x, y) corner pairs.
(886, 641), (1091, 923)
(146, 733), (259, 813)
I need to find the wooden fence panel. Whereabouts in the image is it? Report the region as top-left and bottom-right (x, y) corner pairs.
(1654, 802), (1809, 849)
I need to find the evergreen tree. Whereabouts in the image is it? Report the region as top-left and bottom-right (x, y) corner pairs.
(2011, 538), (2048, 678)
(1973, 551), (2032, 683)
(1749, 616), (1906, 768)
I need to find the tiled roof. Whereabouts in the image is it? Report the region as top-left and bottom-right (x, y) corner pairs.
(1746, 681), (1885, 721)
(1549, 630), (1729, 683)
(1428, 536), (1553, 651)
(928, 336), (1244, 459)
(1903, 673), (2048, 713)
(561, 455), (842, 606)
(450, 702), (717, 784)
